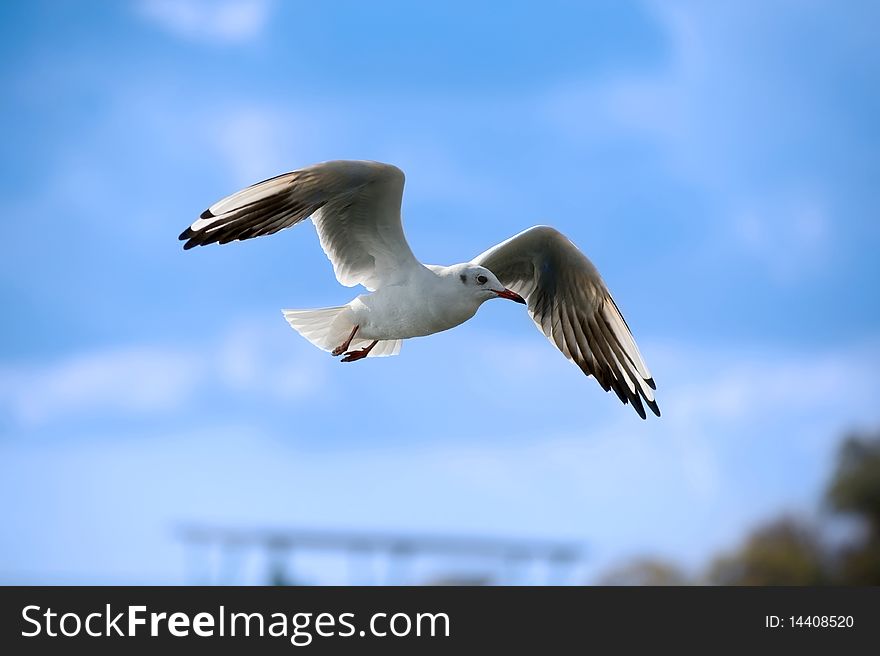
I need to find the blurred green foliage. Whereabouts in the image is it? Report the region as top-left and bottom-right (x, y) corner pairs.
(825, 432), (880, 584)
(827, 434), (880, 531)
(706, 518), (829, 585)
(597, 558), (689, 586)
(599, 429), (880, 585)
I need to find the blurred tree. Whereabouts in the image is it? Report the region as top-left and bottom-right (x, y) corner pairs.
(827, 431), (880, 530)
(597, 558), (690, 586)
(594, 429), (880, 586)
(706, 518), (829, 586)
(825, 431), (880, 584)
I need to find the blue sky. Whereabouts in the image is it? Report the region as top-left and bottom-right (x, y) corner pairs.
(1, 0), (879, 583)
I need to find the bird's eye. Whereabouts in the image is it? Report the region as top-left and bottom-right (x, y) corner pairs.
(476, 274), (488, 285)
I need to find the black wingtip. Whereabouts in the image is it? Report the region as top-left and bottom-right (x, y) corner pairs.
(609, 384), (628, 404)
(178, 208), (212, 244)
(178, 226), (200, 249)
(631, 394), (647, 420)
(646, 377), (657, 391)
(646, 398), (661, 418)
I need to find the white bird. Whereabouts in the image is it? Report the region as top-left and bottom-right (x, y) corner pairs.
(180, 160), (659, 418)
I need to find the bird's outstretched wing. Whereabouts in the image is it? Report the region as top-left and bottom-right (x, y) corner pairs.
(473, 225), (659, 418)
(179, 160), (420, 290)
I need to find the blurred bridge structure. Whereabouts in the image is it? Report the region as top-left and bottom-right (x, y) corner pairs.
(177, 525), (586, 585)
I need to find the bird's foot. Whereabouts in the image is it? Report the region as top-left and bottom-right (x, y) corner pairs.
(332, 325), (359, 357)
(340, 340), (378, 363)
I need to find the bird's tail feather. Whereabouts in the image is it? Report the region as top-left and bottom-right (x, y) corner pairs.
(281, 306), (402, 357)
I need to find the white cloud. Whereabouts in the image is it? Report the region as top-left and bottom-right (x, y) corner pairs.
(208, 107), (300, 186)
(476, 333), (880, 501)
(658, 343), (870, 424)
(730, 196), (830, 283)
(542, 3), (708, 169)
(0, 347), (203, 427)
(136, 0), (273, 44)
(215, 320), (328, 401)
(0, 320), (325, 428)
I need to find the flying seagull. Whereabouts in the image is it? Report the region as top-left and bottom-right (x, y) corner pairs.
(179, 160), (659, 418)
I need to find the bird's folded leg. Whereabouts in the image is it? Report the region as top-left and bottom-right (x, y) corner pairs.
(332, 325), (359, 356)
(341, 340), (378, 363)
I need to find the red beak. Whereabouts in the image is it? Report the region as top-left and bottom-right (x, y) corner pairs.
(495, 288), (526, 304)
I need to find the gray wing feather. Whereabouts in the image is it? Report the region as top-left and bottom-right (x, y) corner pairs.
(473, 225), (659, 419)
(179, 160), (419, 290)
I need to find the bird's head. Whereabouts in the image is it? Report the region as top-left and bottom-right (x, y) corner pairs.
(453, 264), (526, 305)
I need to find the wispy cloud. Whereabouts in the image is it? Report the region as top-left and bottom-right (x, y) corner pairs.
(730, 195), (831, 283)
(206, 106), (319, 186)
(541, 3), (708, 168)
(136, 0), (273, 44)
(0, 320), (325, 429)
(540, 1), (852, 283)
(474, 332), (880, 498)
(0, 347), (202, 427)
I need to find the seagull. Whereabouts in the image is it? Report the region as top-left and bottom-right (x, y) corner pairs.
(180, 160), (659, 418)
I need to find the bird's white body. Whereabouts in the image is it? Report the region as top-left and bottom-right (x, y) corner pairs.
(353, 265), (483, 340)
(282, 263), (501, 359)
(180, 159), (661, 418)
